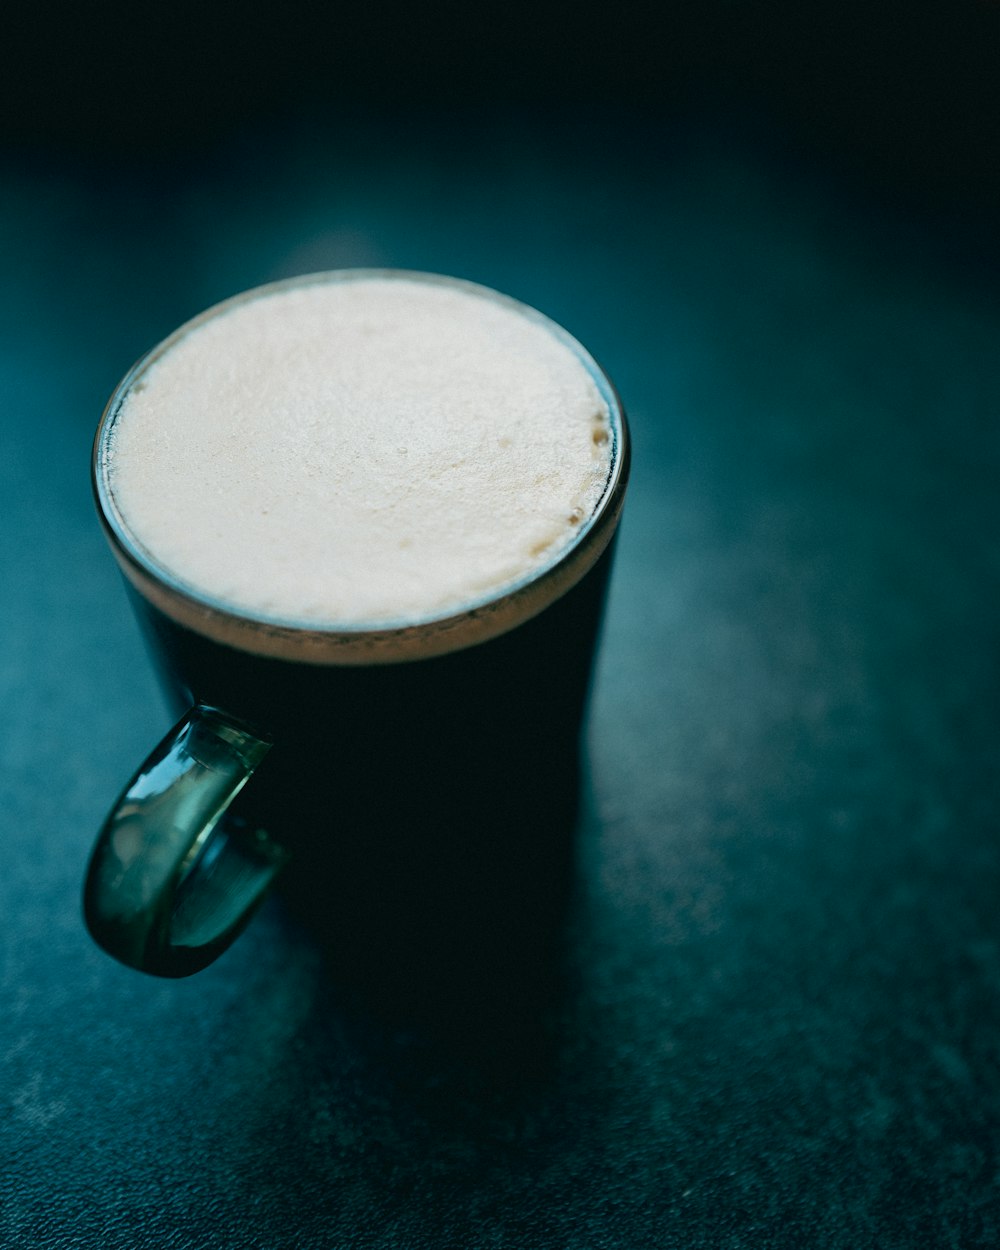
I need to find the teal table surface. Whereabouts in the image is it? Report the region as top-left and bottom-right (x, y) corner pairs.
(1, 111), (998, 1248)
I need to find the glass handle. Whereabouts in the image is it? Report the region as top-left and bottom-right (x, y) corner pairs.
(83, 705), (288, 977)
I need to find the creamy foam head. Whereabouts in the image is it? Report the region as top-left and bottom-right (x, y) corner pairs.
(105, 274), (612, 629)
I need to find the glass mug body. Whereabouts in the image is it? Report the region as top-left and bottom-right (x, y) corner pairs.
(86, 271), (630, 976)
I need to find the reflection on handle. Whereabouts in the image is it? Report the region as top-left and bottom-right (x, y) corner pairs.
(84, 705), (288, 977)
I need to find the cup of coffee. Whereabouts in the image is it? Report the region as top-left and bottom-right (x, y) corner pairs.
(84, 271), (629, 977)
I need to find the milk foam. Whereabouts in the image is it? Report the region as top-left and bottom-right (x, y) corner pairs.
(106, 275), (613, 628)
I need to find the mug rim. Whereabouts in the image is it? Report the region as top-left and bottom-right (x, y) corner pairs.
(93, 269), (630, 664)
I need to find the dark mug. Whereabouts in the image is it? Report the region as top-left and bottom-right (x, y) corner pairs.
(84, 272), (630, 978)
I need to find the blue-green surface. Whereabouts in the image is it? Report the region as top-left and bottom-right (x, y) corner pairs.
(2, 117), (998, 1247)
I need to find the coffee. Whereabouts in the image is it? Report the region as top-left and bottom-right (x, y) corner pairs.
(103, 274), (613, 653)
(86, 271), (629, 977)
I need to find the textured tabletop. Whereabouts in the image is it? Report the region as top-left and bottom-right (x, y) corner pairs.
(1, 105), (998, 1247)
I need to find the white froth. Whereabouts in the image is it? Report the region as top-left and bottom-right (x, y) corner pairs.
(107, 276), (612, 626)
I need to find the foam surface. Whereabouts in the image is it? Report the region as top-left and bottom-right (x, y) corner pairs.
(106, 276), (612, 626)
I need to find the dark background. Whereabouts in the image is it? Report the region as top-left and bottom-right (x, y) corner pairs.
(3, 1), (1000, 209)
(2, 5), (999, 1247)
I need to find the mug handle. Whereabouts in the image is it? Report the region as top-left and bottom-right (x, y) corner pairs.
(84, 704), (289, 977)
